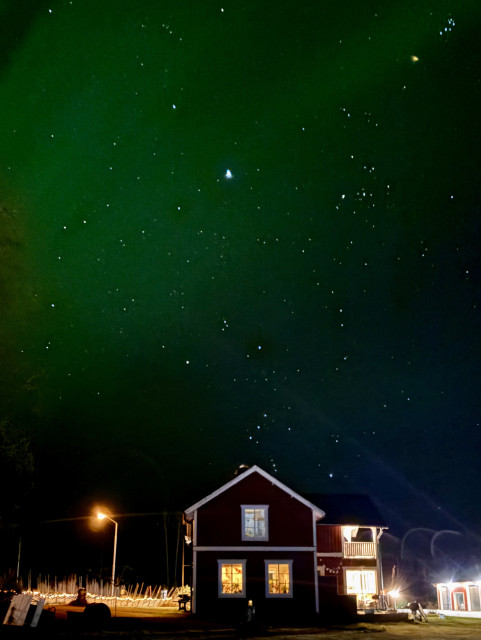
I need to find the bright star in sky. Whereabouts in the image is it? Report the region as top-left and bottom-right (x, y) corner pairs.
(225, 169), (233, 179)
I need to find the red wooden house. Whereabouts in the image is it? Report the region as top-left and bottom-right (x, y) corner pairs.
(184, 465), (386, 620)
(184, 465), (324, 620)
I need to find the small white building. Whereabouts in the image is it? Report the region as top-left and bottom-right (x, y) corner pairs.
(435, 581), (481, 612)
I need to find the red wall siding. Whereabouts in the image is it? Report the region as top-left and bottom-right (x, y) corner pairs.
(340, 558), (377, 569)
(317, 525), (342, 552)
(196, 472), (315, 547)
(195, 550), (316, 620)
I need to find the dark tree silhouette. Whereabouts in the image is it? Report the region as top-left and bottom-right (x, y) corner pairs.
(0, 419), (34, 530)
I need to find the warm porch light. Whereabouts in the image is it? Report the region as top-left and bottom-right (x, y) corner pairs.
(388, 589), (400, 609)
(342, 526), (358, 542)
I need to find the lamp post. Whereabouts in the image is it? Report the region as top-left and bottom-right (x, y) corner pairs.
(97, 512), (118, 597)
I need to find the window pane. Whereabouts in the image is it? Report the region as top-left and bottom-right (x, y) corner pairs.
(244, 510), (255, 537)
(268, 563), (290, 594)
(221, 564), (243, 594)
(244, 508), (266, 538)
(254, 509), (265, 537)
(346, 570), (376, 594)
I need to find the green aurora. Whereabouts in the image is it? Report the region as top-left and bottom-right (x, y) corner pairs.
(1, 0), (480, 545)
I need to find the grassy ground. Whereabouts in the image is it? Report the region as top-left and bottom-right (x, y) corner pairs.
(272, 617), (481, 640)
(10, 606), (481, 640)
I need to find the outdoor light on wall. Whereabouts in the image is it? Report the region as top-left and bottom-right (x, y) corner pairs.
(388, 589), (400, 609)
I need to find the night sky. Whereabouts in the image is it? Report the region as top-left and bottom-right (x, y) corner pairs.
(1, 0), (481, 572)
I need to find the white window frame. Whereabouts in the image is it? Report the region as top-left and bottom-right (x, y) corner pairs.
(217, 559), (246, 598)
(265, 560), (293, 598)
(241, 505), (269, 541)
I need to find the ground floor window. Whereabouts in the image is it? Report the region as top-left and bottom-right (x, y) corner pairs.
(218, 560), (246, 597)
(345, 569), (377, 609)
(345, 569), (376, 595)
(265, 560), (293, 597)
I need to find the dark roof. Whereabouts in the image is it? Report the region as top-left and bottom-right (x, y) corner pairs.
(305, 493), (387, 527)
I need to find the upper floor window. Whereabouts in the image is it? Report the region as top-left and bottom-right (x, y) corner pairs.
(241, 505), (269, 540)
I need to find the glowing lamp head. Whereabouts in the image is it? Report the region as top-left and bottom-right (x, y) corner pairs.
(97, 512), (107, 520)
(389, 589), (400, 598)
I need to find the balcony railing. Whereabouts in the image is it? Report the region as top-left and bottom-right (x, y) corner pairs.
(343, 541), (376, 558)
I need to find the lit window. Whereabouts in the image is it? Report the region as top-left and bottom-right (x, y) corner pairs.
(345, 569), (377, 595)
(242, 505), (268, 540)
(218, 560), (246, 597)
(265, 561), (293, 597)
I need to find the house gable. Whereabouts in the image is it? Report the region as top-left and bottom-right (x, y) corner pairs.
(185, 465), (325, 520)
(193, 469), (321, 547)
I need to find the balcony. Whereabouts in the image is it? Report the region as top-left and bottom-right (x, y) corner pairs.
(343, 541), (376, 558)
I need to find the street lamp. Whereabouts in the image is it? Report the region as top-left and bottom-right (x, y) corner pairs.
(97, 512), (118, 597)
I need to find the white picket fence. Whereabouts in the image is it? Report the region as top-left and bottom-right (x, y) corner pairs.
(22, 577), (190, 608)
(32, 592), (177, 607)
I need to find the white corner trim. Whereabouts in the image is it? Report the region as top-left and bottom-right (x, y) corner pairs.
(192, 549), (197, 613)
(313, 511), (319, 613)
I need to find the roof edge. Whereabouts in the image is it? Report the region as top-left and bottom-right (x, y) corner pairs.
(185, 465), (325, 519)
